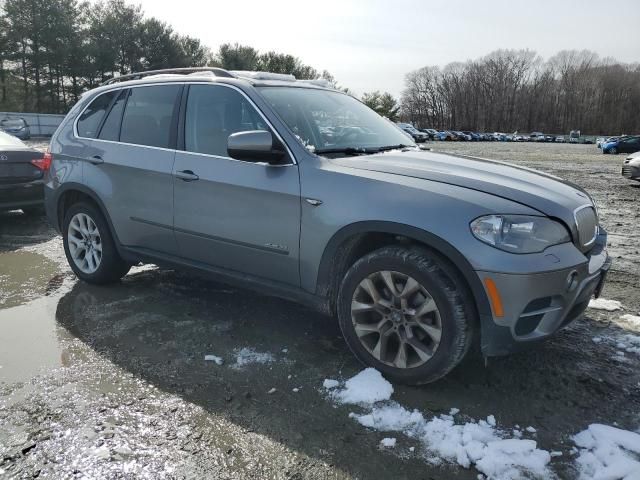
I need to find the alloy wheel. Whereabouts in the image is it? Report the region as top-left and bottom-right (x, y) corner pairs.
(67, 213), (102, 274)
(350, 270), (442, 369)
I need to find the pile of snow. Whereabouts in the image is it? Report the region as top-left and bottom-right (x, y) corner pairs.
(588, 298), (623, 311)
(573, 424), (640, 479)
(232, 347), (274, 368)
(325, 369), (552, 479)
(330, 368), (394, 404)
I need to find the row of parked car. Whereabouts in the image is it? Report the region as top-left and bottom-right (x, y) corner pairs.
(596, 135), (640, 155)
(395, 124), (587, 144)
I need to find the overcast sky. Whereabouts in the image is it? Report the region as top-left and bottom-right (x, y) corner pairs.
(132, 0), (640, 97)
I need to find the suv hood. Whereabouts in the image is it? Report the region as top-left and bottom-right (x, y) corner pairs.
(331, 149), (595, 233)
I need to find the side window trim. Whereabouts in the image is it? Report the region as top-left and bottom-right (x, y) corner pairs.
(116, 89), (131, 142)
(73, 81), (296, 162)
(169, 85), (184, 150)
(177, 84), (190, 152)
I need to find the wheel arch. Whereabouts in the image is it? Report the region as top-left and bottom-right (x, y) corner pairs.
(315, 221), (492, 319)
(53, 183), (132, 261)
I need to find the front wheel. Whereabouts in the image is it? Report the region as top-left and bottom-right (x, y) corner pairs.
(62, 202), (130, 284)
(337, 246), (475, 385)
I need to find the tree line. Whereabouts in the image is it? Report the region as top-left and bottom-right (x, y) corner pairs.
(1, 0), (638, 136)
(0, 0), (336, 113)
(400, 49), (640, 135)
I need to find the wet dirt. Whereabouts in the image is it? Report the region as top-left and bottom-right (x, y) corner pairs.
(0, 142), (639, 479)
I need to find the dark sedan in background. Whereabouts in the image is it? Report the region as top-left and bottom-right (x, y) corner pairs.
(0, 131), (49, 215)
(0, 117), (31, 140)
(396, 123), (429, 142)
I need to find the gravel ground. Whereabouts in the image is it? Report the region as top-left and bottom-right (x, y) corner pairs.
(0, 141), (638, 479)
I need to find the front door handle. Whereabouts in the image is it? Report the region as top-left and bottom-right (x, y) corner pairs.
(89, 155), (103, 165)
(176, 170), (199, 182)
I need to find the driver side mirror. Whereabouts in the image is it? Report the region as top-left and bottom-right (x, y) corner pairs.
(227, 130), (287, 164)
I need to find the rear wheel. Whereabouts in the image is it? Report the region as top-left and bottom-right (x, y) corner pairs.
(337, 246), (475, 385)
(62, 202), (130, 284)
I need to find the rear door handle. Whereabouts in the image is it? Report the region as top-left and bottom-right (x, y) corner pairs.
(175, 170), (199, 182)
(89, 155), (103, 165)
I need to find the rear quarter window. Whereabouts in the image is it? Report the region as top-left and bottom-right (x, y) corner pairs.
(98, 90), (128, 141)
(76, 90), (118, 138)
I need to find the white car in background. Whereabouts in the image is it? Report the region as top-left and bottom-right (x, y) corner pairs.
(622, 150), (640, 182)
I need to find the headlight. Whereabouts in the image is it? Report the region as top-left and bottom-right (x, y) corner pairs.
(470, 215), (571, 253)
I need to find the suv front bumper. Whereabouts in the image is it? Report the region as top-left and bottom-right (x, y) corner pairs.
(477, 232), (611, 356)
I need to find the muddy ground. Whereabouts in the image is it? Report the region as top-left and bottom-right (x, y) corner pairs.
(0, 141), (638, 479)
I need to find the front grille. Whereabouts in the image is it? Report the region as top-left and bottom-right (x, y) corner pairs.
(575, 206), (598, 250)
(622, 166), (633, 178)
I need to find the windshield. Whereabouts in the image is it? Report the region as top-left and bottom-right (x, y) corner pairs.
(1, 119), (26, 128)
(257, 87), (415, 154)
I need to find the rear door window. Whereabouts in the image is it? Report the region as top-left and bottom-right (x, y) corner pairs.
(98, 89), (128, 141)
(120, 85), (181, 149)
(184, 85), (268, 157)
(77, 90), (117, 138)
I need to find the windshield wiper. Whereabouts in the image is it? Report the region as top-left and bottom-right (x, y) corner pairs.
(375, 144), (414, 152)
(314, 147), (370, 155)
(315, 144), (414, 156)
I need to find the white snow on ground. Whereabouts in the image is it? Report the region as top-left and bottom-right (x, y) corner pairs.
(326, 369), (552, 479)
(323, 379), (340, 389)
(232, 347), (274, 368)
(615, 334), (640, 355)
(588, 298), (623, 311)
(330, 368), (394, 404)
(380, 437), (397, 448)
(619, 314), (640, 328)
(573, 424), (640, 479)
(204, 354), (223, 365)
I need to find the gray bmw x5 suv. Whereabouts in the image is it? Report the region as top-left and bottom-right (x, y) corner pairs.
(45, 67), (610, 384)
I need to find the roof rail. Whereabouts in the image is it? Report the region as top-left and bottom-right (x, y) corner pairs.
(101, 67), (235, 85)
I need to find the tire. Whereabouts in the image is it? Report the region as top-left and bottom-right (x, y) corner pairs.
(22, 206), (46, 216)
(610, 147), (618, 155)
(337, 246), (475, 385)
(62, 201), (130, 284)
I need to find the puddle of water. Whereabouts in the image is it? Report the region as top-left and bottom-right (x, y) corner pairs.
(0, 250), (59, 309)
(0, 283), (75, 384)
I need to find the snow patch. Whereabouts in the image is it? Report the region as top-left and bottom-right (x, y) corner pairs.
(232, 348), (274, 368)
(573, 424), (640, 479)
(620, 314), (640, 328)
(588, 298), (622, 311)
(615, 334), (640, 355)
(331, 368), (394, 405)
(322, 379), (340, 390)
(326, 370), (552, 479)
(380, 437), (397, 448)
(204, 354), (223, 365)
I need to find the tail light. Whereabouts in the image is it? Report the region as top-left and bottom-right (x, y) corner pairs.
(31, 150), (52, 171)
